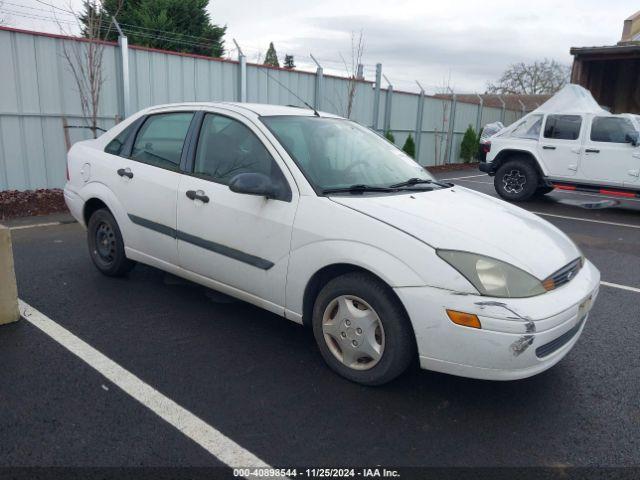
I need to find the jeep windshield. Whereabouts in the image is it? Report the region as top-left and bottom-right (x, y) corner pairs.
(261, 115), (439, 194)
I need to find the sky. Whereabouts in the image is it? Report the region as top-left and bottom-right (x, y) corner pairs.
(1, 0), (635, 94)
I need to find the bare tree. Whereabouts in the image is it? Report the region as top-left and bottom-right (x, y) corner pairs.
(338, 31), (365, 119)
(487, 59), (570, 95)
(58, 1), (122, 138)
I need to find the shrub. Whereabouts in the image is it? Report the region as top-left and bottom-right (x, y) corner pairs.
(460, 125), (479, 163)
(384, 130), (395, 144)
(402, 134), (416, 159)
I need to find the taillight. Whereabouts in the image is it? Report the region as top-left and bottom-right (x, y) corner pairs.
(482, 142), (491, 154)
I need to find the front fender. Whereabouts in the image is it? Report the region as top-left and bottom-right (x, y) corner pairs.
(490, 144), (548, 176)
(285, 239), (426, 317)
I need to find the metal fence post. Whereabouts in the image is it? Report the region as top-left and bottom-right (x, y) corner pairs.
(113, 19), (130, 118)
(382, 75), (393, 134)
(446, 90), (458, 164)
(498, 95), (506, 123)
(356, 63), (364, 80)
(475, 93), (484, 133)
(414, 81), (425, 164)
(234, 39), (247, 102)
(518, 99), (526, 119)
(372, 63), (382, 130)
(311, 54), (323, 111)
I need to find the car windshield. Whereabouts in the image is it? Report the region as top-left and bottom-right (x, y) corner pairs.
(260, 116), (435, 193)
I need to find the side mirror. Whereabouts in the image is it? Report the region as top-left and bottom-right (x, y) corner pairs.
(228, 172), (278, 199)
(625, 131), (639, 147)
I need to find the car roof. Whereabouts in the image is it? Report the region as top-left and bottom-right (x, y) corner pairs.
(145, 102), (343, 119)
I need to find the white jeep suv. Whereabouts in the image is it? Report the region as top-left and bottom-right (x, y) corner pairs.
(481, 91), (640, 202)
(64, 102), (599, 385)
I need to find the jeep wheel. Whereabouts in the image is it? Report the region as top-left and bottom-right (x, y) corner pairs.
(495, 159), (539, 202)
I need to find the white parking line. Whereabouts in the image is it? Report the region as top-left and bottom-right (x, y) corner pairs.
(9, 221), (65, 230)
(439, 173), (487, 181)
(531, 211), (640, 229)
(19, 299), (275, 476)
(600, 281), (640, 294)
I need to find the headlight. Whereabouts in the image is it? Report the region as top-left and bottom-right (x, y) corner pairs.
(437, 250), (546, 298)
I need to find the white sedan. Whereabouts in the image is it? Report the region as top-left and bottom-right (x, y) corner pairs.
(64, 103), (600, 385)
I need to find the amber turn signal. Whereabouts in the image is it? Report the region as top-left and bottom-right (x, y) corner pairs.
(446, 310), (481, 329)
(542, 278), (556, 291)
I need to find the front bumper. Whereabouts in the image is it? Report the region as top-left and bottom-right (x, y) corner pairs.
(395, 259), (600, 381)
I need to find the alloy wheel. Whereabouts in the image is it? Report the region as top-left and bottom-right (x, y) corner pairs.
(503, 169), (527, 194)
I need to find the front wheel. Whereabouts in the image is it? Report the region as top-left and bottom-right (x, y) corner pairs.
(87, 208), (135, 277)
(494, 159), (539, 202)
(312, 272), (415, 385)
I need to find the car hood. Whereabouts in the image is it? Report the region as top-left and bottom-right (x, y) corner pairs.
(330, 186), (580, 279)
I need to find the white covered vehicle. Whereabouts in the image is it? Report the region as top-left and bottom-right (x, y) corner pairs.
(480, 85), (640, 201)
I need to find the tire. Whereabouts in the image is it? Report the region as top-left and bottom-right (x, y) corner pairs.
(87, 208), (135, 277)
(311, 272), (415, 386)
(494, 158), (539, 202)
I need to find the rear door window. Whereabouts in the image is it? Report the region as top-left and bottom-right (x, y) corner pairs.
(131, 112), (194, 170)
(543, 115), (582, 140)
(590, 117), (636, 143)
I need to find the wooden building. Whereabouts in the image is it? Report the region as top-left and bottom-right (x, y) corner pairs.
(570, 11), (640, 113)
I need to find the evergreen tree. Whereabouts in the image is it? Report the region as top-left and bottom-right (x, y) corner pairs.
(402, 134), (416, 159)
(82, 0), (226, 57)
(283, 54), (295, 69)
(384, 130), (395, 144)
(460, 125), (479, 163)
(264, 42), (279, 67)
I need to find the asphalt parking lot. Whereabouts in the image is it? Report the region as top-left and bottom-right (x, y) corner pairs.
(1, 167), (639, 476)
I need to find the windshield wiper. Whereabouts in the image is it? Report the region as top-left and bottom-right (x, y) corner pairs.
(322, 184), (398, 195)
(389, 177), (451, 189)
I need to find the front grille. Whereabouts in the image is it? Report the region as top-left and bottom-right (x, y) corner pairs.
(545, 257), (583, 290)
(535, 317), (586, 358)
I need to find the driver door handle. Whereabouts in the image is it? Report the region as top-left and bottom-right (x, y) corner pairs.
(542, 145), (556, 150)
(585, 148), (600, 153)
(186, 190), (210, 203)
(117, 168), (134, 179)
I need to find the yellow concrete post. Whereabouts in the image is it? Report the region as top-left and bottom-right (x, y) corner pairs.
(0, 225), (20, 325)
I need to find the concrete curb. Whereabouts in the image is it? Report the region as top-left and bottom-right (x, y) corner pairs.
(0, 225), (20, 325)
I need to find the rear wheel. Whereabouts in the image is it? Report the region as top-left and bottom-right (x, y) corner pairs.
(312, 272), (415, 385)
(494, 159), (539, 202)
(87, 208), (135, 277)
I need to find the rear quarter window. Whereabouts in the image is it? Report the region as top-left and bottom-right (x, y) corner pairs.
(105, 124), (136, 156)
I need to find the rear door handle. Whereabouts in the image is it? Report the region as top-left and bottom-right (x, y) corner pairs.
(117, 168), (134, 179)
(186, 190), (210, 203)
(585, 148), (600, 153)
(542, 145), (556, 150)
